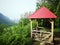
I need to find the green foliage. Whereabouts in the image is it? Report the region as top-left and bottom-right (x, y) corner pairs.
(19, 18), (29, 26)
(0, 24), (8, 34)
(54, 28), (60, 32)
(0, 18), (33, 45)
(32, 20), (37, 29)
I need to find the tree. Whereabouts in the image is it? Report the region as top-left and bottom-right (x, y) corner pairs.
(0, 24), (8, 34)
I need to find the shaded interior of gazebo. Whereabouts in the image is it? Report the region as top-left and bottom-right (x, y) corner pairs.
(28, 6), (57, 44)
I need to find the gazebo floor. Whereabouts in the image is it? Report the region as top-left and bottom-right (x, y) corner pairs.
(54, 37), (60, 45)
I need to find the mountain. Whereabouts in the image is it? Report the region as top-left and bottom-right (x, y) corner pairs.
(0, 13), (14, 25)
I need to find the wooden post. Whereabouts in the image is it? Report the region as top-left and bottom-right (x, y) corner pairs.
(30, 19), (32, 38)
(51, 21), (54, 42)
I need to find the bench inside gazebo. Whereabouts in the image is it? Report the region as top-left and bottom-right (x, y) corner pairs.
(28, 6), (57, 45)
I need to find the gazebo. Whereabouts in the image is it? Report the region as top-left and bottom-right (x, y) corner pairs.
(28, 6), (57, 45)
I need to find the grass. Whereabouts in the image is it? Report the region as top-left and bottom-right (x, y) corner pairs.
(45, 27), (60, 32)
(54, 28), (60, 32)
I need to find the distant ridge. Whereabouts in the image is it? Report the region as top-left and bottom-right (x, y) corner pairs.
(0, 13), (14, 25)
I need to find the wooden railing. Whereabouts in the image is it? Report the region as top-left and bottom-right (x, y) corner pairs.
(32, 30), (52, 42)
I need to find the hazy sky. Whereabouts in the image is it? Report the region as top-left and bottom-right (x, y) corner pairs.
(0, 0), (37, 20)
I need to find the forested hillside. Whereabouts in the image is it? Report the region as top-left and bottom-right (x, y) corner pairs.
(0, 13), (14, 25)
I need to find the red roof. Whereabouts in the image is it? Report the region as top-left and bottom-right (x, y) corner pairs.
(28, 6), (57, 19)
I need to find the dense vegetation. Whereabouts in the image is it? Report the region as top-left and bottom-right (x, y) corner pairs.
(0, 18), (33, 45)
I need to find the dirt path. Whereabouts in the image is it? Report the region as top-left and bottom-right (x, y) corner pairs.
(54, 32), (60, 45)
(54, 38), (60, 45)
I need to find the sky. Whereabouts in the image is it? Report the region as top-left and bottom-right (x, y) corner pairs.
(0, 0), (37, 20)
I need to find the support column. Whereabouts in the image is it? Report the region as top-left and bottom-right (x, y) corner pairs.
(51, 21), (54, 42)
(30, 19), (32, 38)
